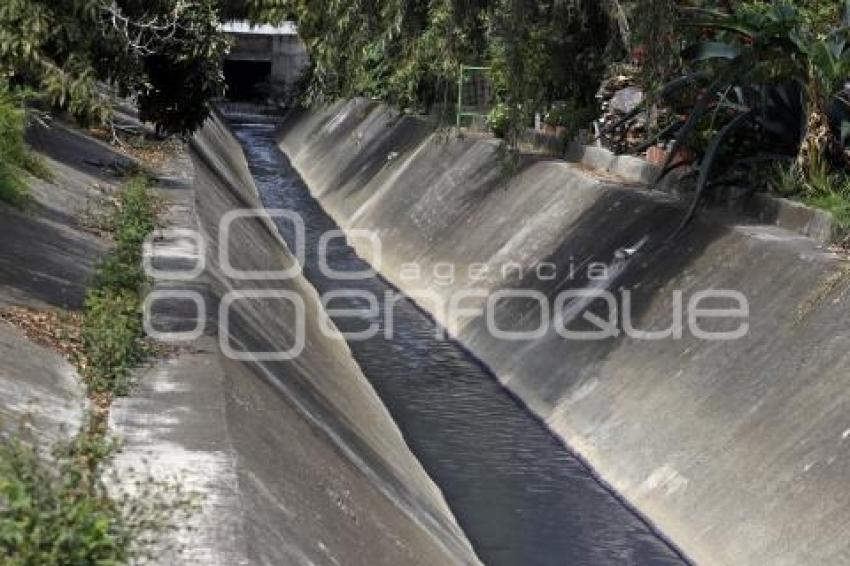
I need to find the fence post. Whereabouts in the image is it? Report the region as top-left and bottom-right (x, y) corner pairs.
(457, 64), (464, 129)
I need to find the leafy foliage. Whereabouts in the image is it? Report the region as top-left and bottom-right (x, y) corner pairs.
(218, 0), (292, 23)
(0, 87), (51, 207)
(0, 89), (29, 206)
(612, 2), (850, 235)
(282, 0), (622, 125)
(486, 102), (510, 138)
(0, 419), (193, 565)
(0, 429), (132, 564)
(488, 0), (620, 123)
(82, 289), (146, 395)
(81, 175), (157, 396)
(134, 2), (231, 135)
(0, 0), (228, 135)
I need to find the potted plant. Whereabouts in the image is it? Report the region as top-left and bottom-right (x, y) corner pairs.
(543, 103), (571, 138)
(486, 103), (511, 138)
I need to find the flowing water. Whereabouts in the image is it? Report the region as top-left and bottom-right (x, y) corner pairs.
(232, 121), (687, 566)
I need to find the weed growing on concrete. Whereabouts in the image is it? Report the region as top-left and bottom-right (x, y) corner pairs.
(81, 289), (146, 396)
(80, 175), (157, 396)
(0, 417), (195, 565)
(0, 168), (195, 563)
(768, 162), (850, 243)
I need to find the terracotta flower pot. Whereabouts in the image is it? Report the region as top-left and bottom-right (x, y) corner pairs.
(646, 145), (667, 166)
(646, 145), (695, 168)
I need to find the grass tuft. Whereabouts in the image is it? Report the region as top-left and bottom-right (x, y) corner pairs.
(767, 163), (850, 242)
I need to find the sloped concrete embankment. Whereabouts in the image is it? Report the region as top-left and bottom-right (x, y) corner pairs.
(0, 121), (127, 442)
(278, 99), (850, 565)
(186, 112), (480, 565)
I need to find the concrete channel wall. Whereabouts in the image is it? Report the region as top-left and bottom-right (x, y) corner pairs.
(186, 111), (480, 565)
(0, 121), (118, 445)
(278, 99), (850, 565)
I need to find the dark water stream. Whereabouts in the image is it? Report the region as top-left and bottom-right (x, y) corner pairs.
(232, 121), (687, 566)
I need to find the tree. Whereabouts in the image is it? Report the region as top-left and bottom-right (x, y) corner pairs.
(218, 0), (291, 23)
(0, 0), (228, 136)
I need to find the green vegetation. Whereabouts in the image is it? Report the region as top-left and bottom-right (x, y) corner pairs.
(219, 0), (290, 23)
(486, 103), (511, 139)
(263, 0), (850, 241)
(544, 100), (596, 133)
(0, 175), (171, 564)
(0, 1), (230, 209)
(1, 1), (847, 234)
(81, 175), (157, 396)
(616, 2), (850, 236)
(0, 428), (132, 564)
(0, 0), (228, 135)
(273, 0), (619, 124)
(82, 289), (147, 396)
(0, 91), (28, 207)
(0, 4), (248, 563)
(770, 161), (850, 238)
(0, 89), (50, 207)
(0, 418), (192, 565)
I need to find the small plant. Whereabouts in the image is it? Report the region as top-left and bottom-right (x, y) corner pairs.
(0, 167), (190, 562)
(0, 88), (56, 207)
(0, 162), (27, 209)
(612, 2), (850, 237)
(800, 163), (850, 241)
(545, 100), (596, 134)
(809, 191), (850, 239)
(486, 103), (511, 138)
(766, 163), (801, 197)
(0, 418), (195, 565)
(81, 289), (146, 396)
(767, 162), (850, 241)
(544, 103), (571, 128)
(113, 176), (157, 265)
(20, 151), (53, 183)
(78, 174), (157, 396)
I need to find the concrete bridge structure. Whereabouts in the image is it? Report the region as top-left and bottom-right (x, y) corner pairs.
(221, 21), (310, 102)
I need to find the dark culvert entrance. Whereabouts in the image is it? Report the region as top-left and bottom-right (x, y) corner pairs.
(224, 59), (272, 101)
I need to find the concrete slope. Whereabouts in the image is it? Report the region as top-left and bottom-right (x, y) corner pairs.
(0, 322), (84, 442)
(279, 99), (850, 566)
(0, 120), (130, 441)
(150, 110), (480, 565)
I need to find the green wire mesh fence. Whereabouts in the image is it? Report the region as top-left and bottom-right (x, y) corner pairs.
(456, 65), (492, 129)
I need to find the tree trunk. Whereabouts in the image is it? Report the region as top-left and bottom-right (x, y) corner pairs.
(608, 0), (632, 50)
(796, 99), (838, 179)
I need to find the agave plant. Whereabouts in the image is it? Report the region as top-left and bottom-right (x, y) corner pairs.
(612, 2), (850, 235)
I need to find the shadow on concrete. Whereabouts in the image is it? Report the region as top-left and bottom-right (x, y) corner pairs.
(26, 122), (136, 183)
(469, 185), (731, 410)
(0, 205), (105, 309)
(0, 122), (131, 310)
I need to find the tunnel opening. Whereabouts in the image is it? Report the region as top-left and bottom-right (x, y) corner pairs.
(224, 59), (272, 102)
